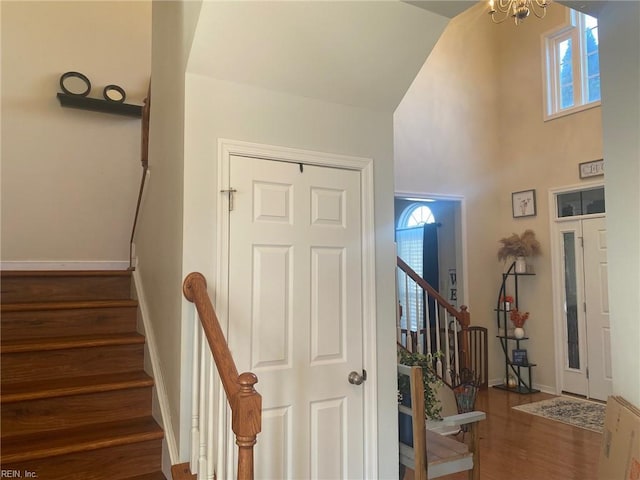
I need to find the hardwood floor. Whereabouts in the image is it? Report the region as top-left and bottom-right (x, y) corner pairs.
(403, 387), (603, 480)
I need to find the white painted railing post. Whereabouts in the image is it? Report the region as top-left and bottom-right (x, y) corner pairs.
(191, 313), (200, 474)
(190, 312), (220, 480)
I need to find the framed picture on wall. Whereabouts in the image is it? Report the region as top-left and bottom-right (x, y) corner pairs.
(512, 189), (536, 218)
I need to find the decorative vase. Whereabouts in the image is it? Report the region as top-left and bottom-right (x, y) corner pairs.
(515, 256), (527, 273)
(514, 327), (525, 339)
(504, 301), (511, 311)
(507, 375), (517, 388)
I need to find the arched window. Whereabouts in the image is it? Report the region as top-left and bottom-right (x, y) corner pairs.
(398, 204), (436, 229)
(396, 203), (437, 331)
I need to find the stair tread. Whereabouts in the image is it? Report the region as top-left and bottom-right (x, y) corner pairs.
(1, 371), (154, 403)
(1, 299), (138, 312)
(1, 332), (145, 353)
(1, 416), (164, 463)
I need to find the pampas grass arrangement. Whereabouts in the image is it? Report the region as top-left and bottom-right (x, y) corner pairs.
(497, 229), (541, 262)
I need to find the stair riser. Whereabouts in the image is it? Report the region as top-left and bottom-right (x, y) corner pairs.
(1, 273), (131, 303)
(1, 306), (138, 341)
(2, 387), (153, 436)
(0, 438), (163, 480)
(1, 344), (144, 384)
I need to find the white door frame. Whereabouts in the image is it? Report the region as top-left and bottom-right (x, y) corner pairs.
(394, 191), (469, 310)
(548, 181), (605, 396)
(216, 138), (378, 479)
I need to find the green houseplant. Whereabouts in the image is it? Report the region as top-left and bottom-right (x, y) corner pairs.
(397, 347), (443, 420)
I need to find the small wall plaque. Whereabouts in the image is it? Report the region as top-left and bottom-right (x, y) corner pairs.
(579, 159), (604, 179)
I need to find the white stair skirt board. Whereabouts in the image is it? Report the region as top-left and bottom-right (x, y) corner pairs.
(0, 260), (130, 270)
(132, 266), (179, 473)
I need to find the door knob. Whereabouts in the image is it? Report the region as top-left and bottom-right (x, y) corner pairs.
(348, 370), (367, 385)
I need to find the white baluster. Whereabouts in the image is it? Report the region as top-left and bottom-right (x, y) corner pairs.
(404, 274), (411, 352)
(396, 270), (402, 342)
(424, 288), (431, 357)
(435, 304), (443, 377)
(191, 313), (201, 473)
(453, 318), (461, 381)
(414, 281), (422, 354)
(215, 383), (227, 480)
(444, 316), (452, 385)
(206, 356), (215, 480)
(198, 334), (210, 478)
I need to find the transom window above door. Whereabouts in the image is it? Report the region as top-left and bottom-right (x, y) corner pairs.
(556, 186), (605, 218)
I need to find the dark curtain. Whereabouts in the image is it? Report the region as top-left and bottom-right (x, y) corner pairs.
(423, 223), (439, 328)
(422, 223), (440, 352)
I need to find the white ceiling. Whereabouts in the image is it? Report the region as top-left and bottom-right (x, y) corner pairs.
(187, 1), (452, 112)
(405, 1), (478, 19)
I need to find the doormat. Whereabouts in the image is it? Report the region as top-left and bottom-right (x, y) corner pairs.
(512, 396), (605, 433)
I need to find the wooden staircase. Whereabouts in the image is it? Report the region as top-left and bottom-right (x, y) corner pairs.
(1, 270), (165, 480)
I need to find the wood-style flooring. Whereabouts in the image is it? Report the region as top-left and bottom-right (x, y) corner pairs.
(402, 387), (603, 480)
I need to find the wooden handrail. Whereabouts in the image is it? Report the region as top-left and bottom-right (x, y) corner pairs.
(397, 256), (471, 370)
(183, 272), (261, 480)
(129, 83), (151, 270)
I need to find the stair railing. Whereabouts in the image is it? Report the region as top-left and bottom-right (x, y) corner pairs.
(396, 256), (471, 386)
(183, 272), (261, 480)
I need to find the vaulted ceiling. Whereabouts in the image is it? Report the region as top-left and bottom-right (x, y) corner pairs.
(187, 1), (456, 112)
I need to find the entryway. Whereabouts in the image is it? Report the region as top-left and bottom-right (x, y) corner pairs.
(551, 185), (612, 401)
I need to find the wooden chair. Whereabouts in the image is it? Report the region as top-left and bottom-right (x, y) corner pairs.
(398, 364), (485, 480)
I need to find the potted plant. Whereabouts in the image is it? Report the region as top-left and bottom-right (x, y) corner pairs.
(499, 295), (514, 311)
(397, 347), (443, 420)
(497, 229), (541, 273)
(510, 308), (530, 339)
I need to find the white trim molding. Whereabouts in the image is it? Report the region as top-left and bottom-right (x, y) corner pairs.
(0, 260), (130, 271)
(217, 138), (379, 479)
(132, 266), (179, 468)
(547, 181), (605, 396)
(394, 191), (470, 311)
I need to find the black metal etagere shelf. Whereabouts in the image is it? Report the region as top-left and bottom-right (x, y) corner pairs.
(493, 261), (539, 394)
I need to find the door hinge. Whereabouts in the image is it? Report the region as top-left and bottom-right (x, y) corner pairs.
(580, 236), (584, 248)
(220, 188), (237, 211)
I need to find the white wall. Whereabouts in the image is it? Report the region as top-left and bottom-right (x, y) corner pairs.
(598, 1), (640, 407)
(136, 0), (201, 461)
(1, 1), (150, 264)
(395, 2), (503, 379)
(184, 72), (399, 479)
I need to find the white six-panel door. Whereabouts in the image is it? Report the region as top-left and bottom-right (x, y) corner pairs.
(227, 155), (365, 479)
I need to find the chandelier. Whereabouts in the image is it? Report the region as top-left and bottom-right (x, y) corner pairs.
(488, 0), (550, 25)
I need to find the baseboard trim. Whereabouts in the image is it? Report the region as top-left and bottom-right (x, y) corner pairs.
(488, 377), (558, 395)
(132, 266), (179, 469)
(534, 383), (557, 395)
(0, 261), (130, 271)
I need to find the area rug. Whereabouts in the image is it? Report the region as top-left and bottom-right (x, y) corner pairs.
(512, 396), (605, 433)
